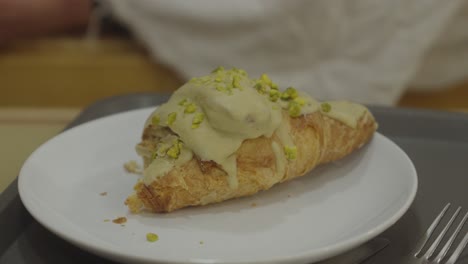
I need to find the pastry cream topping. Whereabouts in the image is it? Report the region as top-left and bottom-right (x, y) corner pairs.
(142, 68), (368, 187)
(320, 101), (368, 128)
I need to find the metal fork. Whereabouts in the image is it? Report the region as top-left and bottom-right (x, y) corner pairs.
(402, 203), (468, 264)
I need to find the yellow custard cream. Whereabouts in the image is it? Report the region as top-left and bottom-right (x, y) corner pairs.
(141, 67), (367, 187)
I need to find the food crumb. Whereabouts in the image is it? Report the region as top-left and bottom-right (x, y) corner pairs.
(124, 160), (142, 174)
(146, 233), (159, 242)
(100, 192), (107, 196)
(199, 241), (204, 245)
(251, 203), (257, 207)
(103, 219), (110, 222)
(112, 217), (127, 224)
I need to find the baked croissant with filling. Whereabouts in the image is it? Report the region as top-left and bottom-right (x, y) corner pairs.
(125, 68), (377, 213)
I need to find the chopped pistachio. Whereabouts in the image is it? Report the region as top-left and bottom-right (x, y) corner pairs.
(215, 76), (223, 83)
(260, 73), (273, 86)
(192, 112), (204, 129)
(177, 140), (184, 150)
(151, 115), (160, 126)
(178, 99), (188, 106)
(211, 66), (224, 73)
(284, 146), (297, 160)
(165, 139), (182, 159)
(271, 83), (279, 90)
(293, 97), (306, 106)
(166, 145), (180, 159)
(321, 102), (332, 113)
(255, 82), (266, 94)
(281, 87), (299, 100)
(288, 101), (302, 117)
(146, 233), (159, 242)
(154, 142), (170, 158)
(184, 103), (197, 114)
(269, 89), (280, 102)
(167, 112), (177, 125)
(232, 76), (241, 89)
(151, 151), (158, 160)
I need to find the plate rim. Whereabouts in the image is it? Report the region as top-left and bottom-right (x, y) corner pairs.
(18, 107), (418, 264)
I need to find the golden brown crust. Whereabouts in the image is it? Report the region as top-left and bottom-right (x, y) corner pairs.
(125, 110), (377, 213)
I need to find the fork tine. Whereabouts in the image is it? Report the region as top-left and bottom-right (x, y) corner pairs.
(445, 231), (468, 264)
(434, 210), (467, 262)
(423, 206), (461, 260)
(413, 203), (451, 257)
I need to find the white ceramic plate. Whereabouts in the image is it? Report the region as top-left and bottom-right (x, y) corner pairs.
(19, 107), (417, 264)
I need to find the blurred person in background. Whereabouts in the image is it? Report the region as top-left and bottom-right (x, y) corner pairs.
(1, 0), (468, 105)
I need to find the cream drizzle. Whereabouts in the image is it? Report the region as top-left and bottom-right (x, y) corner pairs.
(141, 68), (369, 187)
(271, 141), (286, 180)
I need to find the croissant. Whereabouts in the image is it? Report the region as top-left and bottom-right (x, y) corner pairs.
(125, 68), (377, 213)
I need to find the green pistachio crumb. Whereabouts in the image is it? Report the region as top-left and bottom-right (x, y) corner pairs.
(288, 101), (302, 117)
(192, 112), (204, 129)
(146, 233), (159, 242)
(151, 115), (160, 126)
(177, 140), (184, 150)
(184, 103), (197, 114)
(166, 145), (180, 159)
(232, 76), (241, 88)
(271, 83), (279, 90)
(269, 89), (280, 102)
(255, 82), (266, 95)
(321, 102), (332, 113)
(178, 99), (188, 106)
(151, 151), (158, 160)
(284, 146), (297, 160)
(167, 112), (177, 125)
(281, 87), (299, 100)
(261, 73), (272, 86)
(215, 76), (223, 83)
(166, 139), (183, 159)
(293, 97), (306, 106)
(155, 143), (170, 158)
(212, 66), (224, 73)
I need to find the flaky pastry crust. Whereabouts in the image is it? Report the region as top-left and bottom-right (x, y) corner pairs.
(125, 110), (377, 213)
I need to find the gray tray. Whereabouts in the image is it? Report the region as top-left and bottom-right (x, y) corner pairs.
(1, 93), (467, 264)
